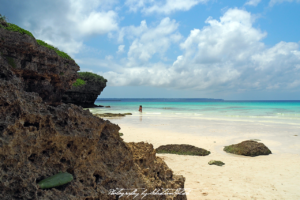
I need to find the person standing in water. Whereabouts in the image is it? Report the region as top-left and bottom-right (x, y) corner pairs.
(139, 105), (142, 112)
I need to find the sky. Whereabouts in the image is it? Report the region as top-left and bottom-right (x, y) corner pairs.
(1, 0), (300, 100)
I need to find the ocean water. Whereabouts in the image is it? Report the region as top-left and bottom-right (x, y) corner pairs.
(88, 98), (300, 125)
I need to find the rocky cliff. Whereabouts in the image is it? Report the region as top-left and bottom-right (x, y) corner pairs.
(0, 21), (79, 106)
(62, 72), (107, 108)
(0, 21), (186, 199)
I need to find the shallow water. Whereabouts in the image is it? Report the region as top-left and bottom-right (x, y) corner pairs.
(87, 99), (300, 154)
(91, 99), (300, 124)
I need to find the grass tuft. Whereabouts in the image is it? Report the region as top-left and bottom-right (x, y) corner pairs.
(36, 40), (73, 61)
(0, 22), (35, 38)
(0, 14), (8, 23)
(73, 78), (86, 87)
(78, 72), (107, 84)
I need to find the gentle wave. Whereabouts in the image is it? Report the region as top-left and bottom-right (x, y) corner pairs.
(145, 112), (161, 115)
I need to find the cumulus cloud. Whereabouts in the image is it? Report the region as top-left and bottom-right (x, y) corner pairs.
(245, 0), (262, 6)
(117, 18), (182, 64)
(102, 8), (300, 94)
(117, 45), (125, 54)
(269, 0), (300, 6)
(125, 0), (209, 14)
(4, 0), (119, 57)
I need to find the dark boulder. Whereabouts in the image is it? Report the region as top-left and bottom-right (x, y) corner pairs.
(223, 140), (272, 157)
(156, 144), (210, 156)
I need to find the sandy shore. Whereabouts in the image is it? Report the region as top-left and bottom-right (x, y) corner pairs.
(108, 115), (300, 200)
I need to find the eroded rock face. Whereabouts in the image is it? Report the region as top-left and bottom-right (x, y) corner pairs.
(62, 75), (106, 108)
(223, 140), (272, 157)
(0, 28), (79, 106)
(0, 29), (186, 199)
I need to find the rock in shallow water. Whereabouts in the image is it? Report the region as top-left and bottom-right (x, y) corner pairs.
(223, 140), (272, 157)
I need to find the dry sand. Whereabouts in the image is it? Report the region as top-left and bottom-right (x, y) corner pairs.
(109, 115), (300, 200)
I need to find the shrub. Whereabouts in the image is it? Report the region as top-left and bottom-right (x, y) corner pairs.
(0, 14), (7, 22)
(78, 72), (107, 84)
(73, 78), (86, 87)
(0, 22), (35, 38)
(36, 40), (74, 61)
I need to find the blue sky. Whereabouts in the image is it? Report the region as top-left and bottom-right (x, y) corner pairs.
(1, 0), (300, 100)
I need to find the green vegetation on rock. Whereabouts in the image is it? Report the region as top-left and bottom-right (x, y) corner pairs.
(119, 132), (123, 136)
(78, 72), (107, 84)
(0, 14), (35, 38)
(36, 40), (73, 61)
(0, 14), (75, 62)
(6, 56), (16, 68)
(0, 14), (7, 22)
(72, 78), (86, 87)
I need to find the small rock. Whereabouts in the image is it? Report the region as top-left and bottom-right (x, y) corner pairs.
(105, 106), (111, 108)
(208, 160), (225, 166)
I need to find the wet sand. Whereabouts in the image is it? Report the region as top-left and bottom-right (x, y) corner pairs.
(105, 115), (300, 199)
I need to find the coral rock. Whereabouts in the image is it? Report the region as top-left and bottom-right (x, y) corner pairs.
(224, 140), (272, 157)
(156, 144), (210, 156)
(0, 27), (186, 199)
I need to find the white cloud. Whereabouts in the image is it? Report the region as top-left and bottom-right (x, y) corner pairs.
(76, 11), (118, 35)
(101, 8), (300, 94)
(245, 0), (262, 6)
(125, 0), (209, 14)
(105, 55), (114, 60)
(269, 0), (300, 6)
(118, 18), (182, 63)
(117, 45), (125, 54)
(17, 0), (119, 57)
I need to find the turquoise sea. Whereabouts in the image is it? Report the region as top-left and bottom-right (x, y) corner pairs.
(89, 98), (300, 125)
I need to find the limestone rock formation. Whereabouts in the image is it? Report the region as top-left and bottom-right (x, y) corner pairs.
(0, 24), (186, 199)
(223, 140), (272, 157)
(62, 72), (107, 108)
(156, 144), (210, 156)
(0, 25), (79, 106)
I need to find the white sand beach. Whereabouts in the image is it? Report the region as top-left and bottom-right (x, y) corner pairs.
(107, 115), (300, 200)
